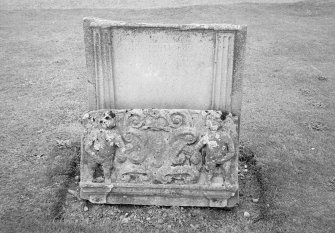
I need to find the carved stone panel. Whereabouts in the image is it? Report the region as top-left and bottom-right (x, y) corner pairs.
(84, 18), (247, 118)
(80, 109), (239, 207)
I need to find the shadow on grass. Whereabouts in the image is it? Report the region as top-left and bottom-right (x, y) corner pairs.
(239, 143), (281, 228)
(47, 141), (81, 220)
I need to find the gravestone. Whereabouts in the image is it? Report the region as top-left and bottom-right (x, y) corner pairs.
(80, 17), (247, 207)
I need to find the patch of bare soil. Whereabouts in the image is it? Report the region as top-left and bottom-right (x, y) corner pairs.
(45, 142), (275, 233)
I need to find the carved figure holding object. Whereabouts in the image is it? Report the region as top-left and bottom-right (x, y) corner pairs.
(203, 114), (235, 186)
(82, 111), (125, 184)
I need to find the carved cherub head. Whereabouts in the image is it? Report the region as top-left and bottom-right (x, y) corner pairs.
(82, 111), (117, 129)
(205, 111), (232, 131)
(100, 111), (117, 129)
(205, 111), (222, 131)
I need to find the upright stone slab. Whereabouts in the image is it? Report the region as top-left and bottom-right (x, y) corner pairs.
(81, 18), (247, 207)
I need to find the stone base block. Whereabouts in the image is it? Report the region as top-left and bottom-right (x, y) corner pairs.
(80, 183), (238, 208)
(80, 109), (239, 208)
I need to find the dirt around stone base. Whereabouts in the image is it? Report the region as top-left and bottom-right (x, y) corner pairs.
(47, 142), (275, 233)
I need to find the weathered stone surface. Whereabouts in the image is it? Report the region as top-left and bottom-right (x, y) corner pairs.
(83, 18), (247, 118)
(80, 109), (239, 207)
(82, 19), (247, 207)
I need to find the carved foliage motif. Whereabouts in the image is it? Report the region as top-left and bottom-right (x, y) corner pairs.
(81, 109), (238, 187)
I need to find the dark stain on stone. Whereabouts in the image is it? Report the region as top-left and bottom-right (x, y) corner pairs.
(93, 164), (104, 182)
(220, 111), (229, 121)
(109, 111), (116, 118)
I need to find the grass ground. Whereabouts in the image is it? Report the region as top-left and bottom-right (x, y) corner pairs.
(0, 0), (334, 232)
(0, 0), (303, 10)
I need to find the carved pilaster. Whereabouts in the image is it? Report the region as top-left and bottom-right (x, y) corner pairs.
(211, 32), (235, 111)
(91, 28), (115, 109)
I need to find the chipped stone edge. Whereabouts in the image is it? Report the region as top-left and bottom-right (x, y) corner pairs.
(83, 18), (97, 110)
(80, 182), (239, 207)
(231, 26), (247, 138)
(85, 17), (247, 31)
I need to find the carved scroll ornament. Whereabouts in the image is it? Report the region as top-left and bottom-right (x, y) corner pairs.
(80, 109), (239, 207)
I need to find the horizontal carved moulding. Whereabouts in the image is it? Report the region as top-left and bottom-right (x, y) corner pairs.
(80, 109), (239, 207)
